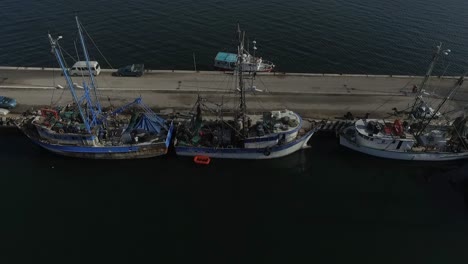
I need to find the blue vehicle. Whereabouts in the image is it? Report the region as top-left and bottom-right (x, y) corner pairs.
(0, 96), (17, 109)
(113, 64), (144, 77)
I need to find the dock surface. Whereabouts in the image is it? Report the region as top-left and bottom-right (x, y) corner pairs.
(0, 67), (466, 119)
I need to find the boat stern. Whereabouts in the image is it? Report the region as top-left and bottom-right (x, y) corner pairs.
(300, 129), (316, 149)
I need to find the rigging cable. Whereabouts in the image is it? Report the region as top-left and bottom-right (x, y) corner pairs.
(74, 29), (109, 109)
(79, 21), (113, 69)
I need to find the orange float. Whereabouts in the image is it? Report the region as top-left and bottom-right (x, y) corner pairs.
(194, 155), (211, 165)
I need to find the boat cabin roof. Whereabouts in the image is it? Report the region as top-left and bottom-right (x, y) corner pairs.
(215, 52), (238, 63)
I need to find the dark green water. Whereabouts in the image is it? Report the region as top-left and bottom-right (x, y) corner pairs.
(1, 0), (468, 75)
(1, 130), (468, 262)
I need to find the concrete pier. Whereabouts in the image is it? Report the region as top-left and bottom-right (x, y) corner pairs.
(0, 67), (466, 119)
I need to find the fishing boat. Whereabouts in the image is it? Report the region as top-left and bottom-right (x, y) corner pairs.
(16, 17), (173, 159)
(339, 115), (468, 161)
(214, 51), (275, 72)
(339, 43), (468, 161)
(214, 25), (275, 72)
(174, 27), (316, 159)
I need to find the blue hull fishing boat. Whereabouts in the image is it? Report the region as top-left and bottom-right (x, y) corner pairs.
(175, 25), (316, 159)
(17, 17), (173, 159)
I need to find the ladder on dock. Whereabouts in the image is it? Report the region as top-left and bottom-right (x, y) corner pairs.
(313, 119), (355, 136)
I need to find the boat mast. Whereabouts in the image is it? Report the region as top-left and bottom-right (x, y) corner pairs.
(416, 73), (466, 136)
(237, 25), (248, 137)
(48, 34), (92, 133)
(75, 16), (102, 113)
(411, 42), (450, 114)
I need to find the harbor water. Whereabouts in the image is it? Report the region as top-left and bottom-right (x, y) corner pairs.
(2, 0), (468, 262)
(1, 130), (468, 262)
(1, 0), (468, 75)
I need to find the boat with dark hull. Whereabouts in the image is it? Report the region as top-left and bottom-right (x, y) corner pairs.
(17, 17), (173, 159)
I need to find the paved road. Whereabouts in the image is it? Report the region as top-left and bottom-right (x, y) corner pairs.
(0, 68), (465, 119)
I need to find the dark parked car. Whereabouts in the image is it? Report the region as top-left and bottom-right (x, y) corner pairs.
(113, 64), (144, 77)
(0, 96), (17, 109)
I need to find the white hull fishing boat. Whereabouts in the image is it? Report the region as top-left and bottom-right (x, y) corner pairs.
(214, 51), (275, 72)
(17, 17), (173, 159)
(214, 25), (275, 72)
(340, 43), (468, 161)
(175, 27), (315, 160)
(340, 119), (468, 161)
(175, 107), (315, 159)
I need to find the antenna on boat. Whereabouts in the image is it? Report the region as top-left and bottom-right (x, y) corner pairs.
(252, 40), (257, 59)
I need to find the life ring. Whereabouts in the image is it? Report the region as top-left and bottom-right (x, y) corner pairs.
(58, 129), (64, 134)
(264, 147), (271, 156)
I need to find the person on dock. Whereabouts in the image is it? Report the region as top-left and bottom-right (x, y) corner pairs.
(344, 112), (354, 120)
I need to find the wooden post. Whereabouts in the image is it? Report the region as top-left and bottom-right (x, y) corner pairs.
(193, 52), (197, 72)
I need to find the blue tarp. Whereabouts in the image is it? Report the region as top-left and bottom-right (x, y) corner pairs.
(133, 113), (166, 134)
(215, 52), (238, 63)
